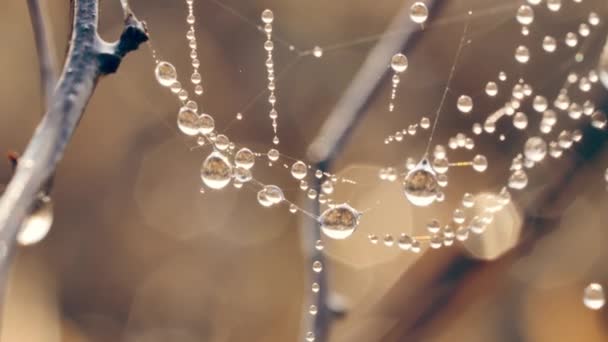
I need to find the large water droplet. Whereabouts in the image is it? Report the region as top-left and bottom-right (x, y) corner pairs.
(403, 159), (439, 207)
(155, 61), (178, 87)
(410, 2), (429, 24)
(177, 107), (200, 136)
(18, 195), (53, 246)
(291, 161), (308, 180)
(516, 5), (534, 25)
(235, 148), (255, 169)
(201, 152), (233, 190)
(319, 204), (361, 240)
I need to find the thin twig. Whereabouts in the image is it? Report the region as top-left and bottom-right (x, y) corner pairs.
(307, 0), (443, 164)
(26, 0), (58, 108)
(0, 0), (148, 297)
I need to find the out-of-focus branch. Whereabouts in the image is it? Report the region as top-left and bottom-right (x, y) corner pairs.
(299, 161), (330, 342)
(301, 2), (444, 341)
(307, 0), (443, 164)
(26, 0), (58, 108)
(0, 0), (148, 297)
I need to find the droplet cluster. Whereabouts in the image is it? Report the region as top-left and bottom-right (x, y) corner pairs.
(146, 1), (608, 337)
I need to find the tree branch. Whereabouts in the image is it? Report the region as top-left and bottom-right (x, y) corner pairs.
(26, 0), (58, 108)
(0, 0), (148, 295)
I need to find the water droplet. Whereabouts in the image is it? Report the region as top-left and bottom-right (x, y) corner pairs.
(515, 45), (530, 64)
(309, 304), (318, 315)
(513, 112), (528, 129)
(291, 161), (307, 180)
(228, 146), (252, 168)
(201, 152), (233, 190)
(485, 82), (498, 97)
(472, 155), (488, 172)
(591, 111), (607, 129)
(457, 95), (473, 113)
(263, 185), (284, 204)
(261, 9), (274, 24)
(319, 204), (361, 240)
(508, 170), (528, 190)
(18, 195), (53, 246)
(312, 46), (323, 58)
(267, 149), (280, 162)
(403, 159), (438, 207)
(524, 137), (547, 162)
(410, 2), (429, 24)
(391, 53), (408, 73)
(312, 260), (323, 273)
(542, 36), (557, 53)
(305, 331), (315, 342)
(155, 61), (178, 87)
(398, 234), (412, 250)
(177, 107), (200, 136)
(584, 283), (605, 310)
(516, 5), (534, 26)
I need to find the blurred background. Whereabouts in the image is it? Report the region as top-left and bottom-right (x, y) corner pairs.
(1, 0), (608, 341)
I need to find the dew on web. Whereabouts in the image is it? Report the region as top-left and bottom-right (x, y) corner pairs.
(388, 53), (409, 112)
(143, 0), (608, 335)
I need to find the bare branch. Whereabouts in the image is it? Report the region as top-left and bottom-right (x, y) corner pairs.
(26, 0), (58, 108)
(0, 0), (148, 293)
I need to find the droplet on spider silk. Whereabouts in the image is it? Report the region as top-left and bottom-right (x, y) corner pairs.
(409, 2), (428, 24)
(457, 95), (473, 114)
(261, 9), (274, 24)
(543, 36), (557, 53)
(508, 170), (528, 190)
(198, 113), (215, 135)
(201, 152), (233, 190)
(513, 112), (528, 129)
(267, 149), (280, 162)
(485, 82), (498, 97)
(291, 161), (308, 180)
(319, 204), (361, 240)
(524, 136), (547, 162)
(305, 331), (315, 342)
(257, 189), (273, 207)
(516, 5), (534, 25)
(235, 148), (255, 169)
(312, 260), (323, 273)
(472, 155), (488, 172)
(515, 45), (530, 64)
(155, 61), (178, 87)
(177, 107), (200, 136)
(263, 185), (284, 204)
(583, 283), (605, 310)
(18, 195), (53, 246)
(312, 46), (323, 58)
(391, 53), (408, 73)
(403, 159), (439, 207)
